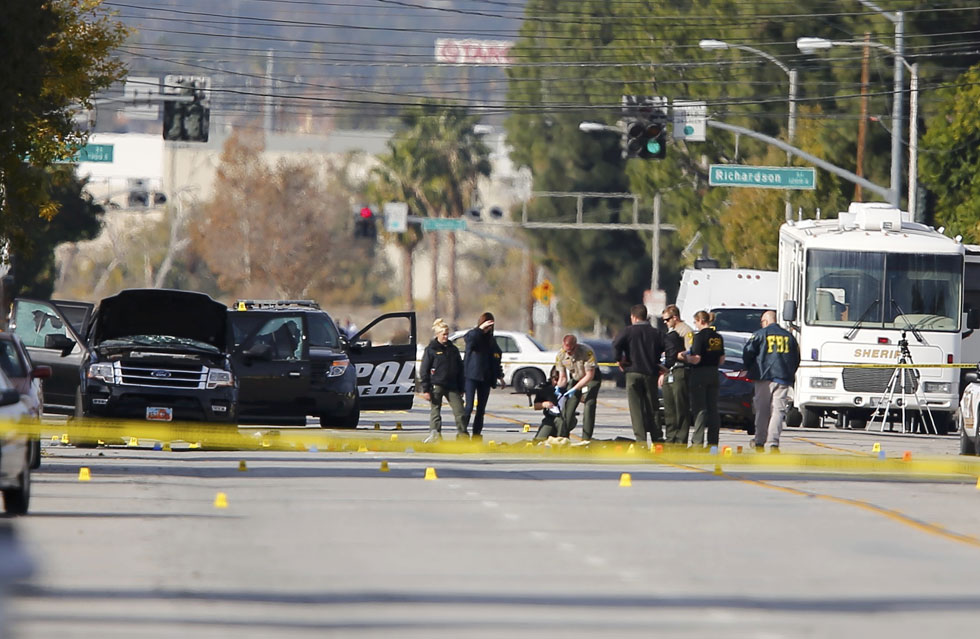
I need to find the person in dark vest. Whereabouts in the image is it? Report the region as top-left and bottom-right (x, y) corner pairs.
(612, 304), (665, 447)
(743, 310), (800, 453)
(419, 318), (466, 443)
(461, 311), (504, 440)
(678, 310), (725, 448)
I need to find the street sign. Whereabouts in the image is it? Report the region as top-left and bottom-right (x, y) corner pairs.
(422, 218), (467, 232)
(123, 76), (160, 120)
(383, 202), (408, 233)
(708, 165), (816, 190)
(53, 143), (114, 164)
(533, 279), (553, 305)
(673, 100), (706, 141)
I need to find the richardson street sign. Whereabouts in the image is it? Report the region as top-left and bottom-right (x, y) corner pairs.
(709, 165), (816, 190)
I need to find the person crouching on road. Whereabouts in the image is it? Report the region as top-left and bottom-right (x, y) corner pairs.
(555, 334), (601, 442)
(613, 304), (666, 447)
(743, 310), (800, 453)
(678, 311), (725, 448)
(419, 318), (466, 443)
(461, 311), (504, 440)
(532, 367), (569, 442)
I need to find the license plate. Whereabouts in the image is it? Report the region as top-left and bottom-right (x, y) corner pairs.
(146, 407), (173, 422)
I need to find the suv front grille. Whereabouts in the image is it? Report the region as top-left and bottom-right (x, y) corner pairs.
(841, 367), (917, 394)
(117, 361), (207, 389)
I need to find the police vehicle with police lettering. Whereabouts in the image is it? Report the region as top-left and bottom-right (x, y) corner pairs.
(230, 301), (416, 427)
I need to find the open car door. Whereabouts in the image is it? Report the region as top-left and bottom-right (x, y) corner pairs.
(8, 299), (92, 414)
(350, 312), (416, 411)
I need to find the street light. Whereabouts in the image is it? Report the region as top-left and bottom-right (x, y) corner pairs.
(699, 39), (797, 219)
(797, 37), (918, 216)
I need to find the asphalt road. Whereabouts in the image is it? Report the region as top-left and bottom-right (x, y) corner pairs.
(4, 384), (980, 638)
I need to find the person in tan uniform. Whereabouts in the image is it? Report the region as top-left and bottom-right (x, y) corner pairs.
(661, 304), (694, 445)
(555, 334), (601, 442)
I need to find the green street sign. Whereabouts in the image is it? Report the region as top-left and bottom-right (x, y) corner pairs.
(54, 143), (115, 164)
(709, 164), (815, 190)
(422, 218), (467, 232)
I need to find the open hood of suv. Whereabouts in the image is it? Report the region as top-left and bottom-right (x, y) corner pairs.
(90, 289), (228, 349)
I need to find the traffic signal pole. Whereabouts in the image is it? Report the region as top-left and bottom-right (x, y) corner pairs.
(707, 120), (891, 203)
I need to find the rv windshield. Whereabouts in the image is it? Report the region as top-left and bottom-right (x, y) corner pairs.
(805, 250), (961, 332)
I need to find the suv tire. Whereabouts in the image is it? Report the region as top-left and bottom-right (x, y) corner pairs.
(2, 467), (30, 515)
(321, 394), (360, 429)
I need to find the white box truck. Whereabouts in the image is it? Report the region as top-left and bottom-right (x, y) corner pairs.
(777, 202), (977, 433)
(675, 268), (778, 336)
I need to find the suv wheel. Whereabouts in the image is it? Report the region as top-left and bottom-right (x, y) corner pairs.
(321, 395), (360, 429)
(2, 467), (31, 515)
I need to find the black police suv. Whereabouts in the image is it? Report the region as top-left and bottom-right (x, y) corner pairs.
(229, 300), (416, 427)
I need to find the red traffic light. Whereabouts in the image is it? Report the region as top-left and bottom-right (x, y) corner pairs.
(359, 206), (373, 219)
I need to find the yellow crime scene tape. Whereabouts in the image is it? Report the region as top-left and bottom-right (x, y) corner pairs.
(7, 417), (980, 480)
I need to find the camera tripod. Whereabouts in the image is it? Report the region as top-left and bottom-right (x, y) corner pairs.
(871, 331), (936, 434)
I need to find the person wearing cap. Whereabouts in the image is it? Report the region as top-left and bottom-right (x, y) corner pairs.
(418, 318), (466, 443)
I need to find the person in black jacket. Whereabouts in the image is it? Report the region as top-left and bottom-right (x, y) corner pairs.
(461, 311), (504, 439)
(678, 310), (725, 448)
(743, 310), (800, 452)
(419, 318), (466, 443)
(612, 304), (666, 447)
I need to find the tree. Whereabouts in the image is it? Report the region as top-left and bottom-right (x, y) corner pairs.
(8, 168), (103, 299)
(1, 1), (126, 257)
(504, 1), (980, 326)
(190, 130), (389, 302)
(920, 62), (980, 242)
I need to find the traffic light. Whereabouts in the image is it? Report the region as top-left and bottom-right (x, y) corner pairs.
(163, 79), (210, 142)
(354, 206), (377, 239)
(622, 95), (668, 160)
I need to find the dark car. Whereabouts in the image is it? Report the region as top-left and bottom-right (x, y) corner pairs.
(229, 300), (417, 427)
(0, 334), (52, 469)
(580, 338), (626, 388)
(79, 289), (238, 423)
(13, 290), (239, 424)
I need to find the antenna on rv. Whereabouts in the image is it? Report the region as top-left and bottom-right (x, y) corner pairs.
(937, 226), (945, 234)
(816, 208), (821, 220)
(785, 204), (793, 223)
(797, 207), (803, 222)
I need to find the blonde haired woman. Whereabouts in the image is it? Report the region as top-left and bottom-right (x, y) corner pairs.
(418, 318), (466, 442)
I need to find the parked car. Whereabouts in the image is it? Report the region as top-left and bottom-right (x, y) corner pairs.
(444, 329), (558, 394)
(958, 368), (980, 455)
(229, 300), (417, 427)
(0, 334), (51, 469)
(0, 368), (33, 514)
(579, 338), (625, 388)
(12, 290), (239, 424)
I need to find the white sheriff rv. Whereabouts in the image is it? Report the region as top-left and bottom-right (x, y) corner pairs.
(778, 202), (977, 433)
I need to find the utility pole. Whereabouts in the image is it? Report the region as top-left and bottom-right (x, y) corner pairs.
(265, 50), (274, 136)
(855, 33), (871, 202)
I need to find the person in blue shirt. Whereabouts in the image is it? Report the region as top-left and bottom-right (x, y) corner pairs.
(742, 310), (801, 452)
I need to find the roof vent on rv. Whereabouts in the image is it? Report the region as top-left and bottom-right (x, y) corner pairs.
(837, 202), (908, 231)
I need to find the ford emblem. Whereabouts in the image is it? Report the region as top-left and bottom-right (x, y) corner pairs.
(151, 370), (171, 378)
